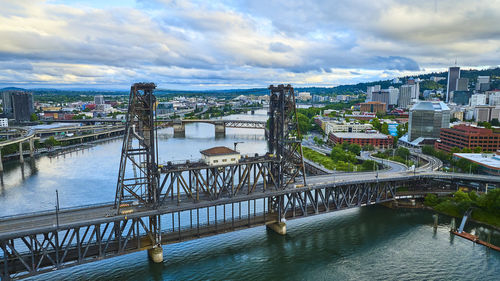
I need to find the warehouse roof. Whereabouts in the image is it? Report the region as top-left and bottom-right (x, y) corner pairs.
(200, 146), (239, 156)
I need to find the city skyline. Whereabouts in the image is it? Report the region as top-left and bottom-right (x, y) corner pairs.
(1, 0), (500, 89)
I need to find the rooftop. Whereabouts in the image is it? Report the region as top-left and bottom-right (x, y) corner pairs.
(410, 101), (450, 112)
(331, 132), (390, 139)
(200, 146), (239, 156)
(453, 153), (500, 170)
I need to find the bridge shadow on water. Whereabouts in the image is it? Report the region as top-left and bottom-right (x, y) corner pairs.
(35, 205), (500, 281)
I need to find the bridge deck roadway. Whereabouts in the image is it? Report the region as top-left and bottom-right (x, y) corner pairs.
(0, 172), (498, 241)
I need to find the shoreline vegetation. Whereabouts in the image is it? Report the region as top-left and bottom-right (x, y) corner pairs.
(421, 190), (500, 229)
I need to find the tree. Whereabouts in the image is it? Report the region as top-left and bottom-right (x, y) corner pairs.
(348, 143), (361, 156)
(424, 194), (439, 206)
(380, 122), (389, 135)
(30, 113), (39, 121)
(361, 160), (376, 171)
(44, 136), (60, 148)
(370, 118), (381, 131)
(473, 147), (482, 153)
(297, 113), (311, 134)
(395, 147), (410, 159)
(362, 144), (375, 151)
(491, 118), (500, 126)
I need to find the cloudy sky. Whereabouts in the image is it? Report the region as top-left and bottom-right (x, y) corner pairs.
(0, 0), (499, 90)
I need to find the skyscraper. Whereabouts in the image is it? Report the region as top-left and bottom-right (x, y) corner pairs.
(2, 91), (14, 118)
(446, 66), (460, 103)
(11, 92), (34, 121)
(398, 85), (412, 108)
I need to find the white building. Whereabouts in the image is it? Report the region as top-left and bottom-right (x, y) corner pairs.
(0, 118), (8, 127)
(366, 85), (381, 102)
(388, 86), (399, 105)
(488, 92), (500, 106)
(201, 146), (241, 166)
(469, 94), (486, 107)
(476, 76), (490, 91)
(297, 92), (311, 101)
(324, 121), (373, 135)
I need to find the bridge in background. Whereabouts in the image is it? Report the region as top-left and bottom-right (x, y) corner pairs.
(1, 83), (498, 280)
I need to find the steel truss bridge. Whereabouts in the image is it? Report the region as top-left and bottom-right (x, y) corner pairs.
(1, 83), (499, 280)
(1, 168), (498, 279)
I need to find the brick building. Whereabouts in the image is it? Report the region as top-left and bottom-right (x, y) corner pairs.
(329, 132), (393, 148)
(435, 124), (500, 152)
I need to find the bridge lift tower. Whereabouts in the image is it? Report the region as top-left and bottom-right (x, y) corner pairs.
(114, 82), (163, 262)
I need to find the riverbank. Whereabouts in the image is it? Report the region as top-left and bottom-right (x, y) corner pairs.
(387, 196), (500, 232)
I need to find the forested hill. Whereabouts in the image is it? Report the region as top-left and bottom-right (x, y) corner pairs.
(1, 67), (499, 98)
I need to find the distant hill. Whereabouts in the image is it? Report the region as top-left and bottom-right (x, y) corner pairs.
(1, 67), (499, 98)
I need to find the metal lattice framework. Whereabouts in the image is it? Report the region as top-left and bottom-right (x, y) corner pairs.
(114, 82), (161, 253)
(268, 84), (306, 190)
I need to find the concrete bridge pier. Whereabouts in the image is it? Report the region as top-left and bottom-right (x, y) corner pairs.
(0, 149), (3, 172)
(29, 138), (34, 157)
(19, 142), (24, 164)
(173, 121), (185, 137)
(214, 121), (225, 137)
(148, 246), (164, 263)
(266, 221), (287, 235)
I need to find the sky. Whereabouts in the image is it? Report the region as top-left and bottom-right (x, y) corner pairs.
(0, 0), (499, 90)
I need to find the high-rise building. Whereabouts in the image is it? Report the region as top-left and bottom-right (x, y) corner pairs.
(2, 91), (14, 117)
(398, 85), (412, 108)
(488, 92), (500, 106)
(94, 95), (105, 105)
(474, 106), (494, 122)
(469, 94), (486, 107)
(366, 85), (381, 102)
(452, 91), (472, 105)
(408, 101), (450, 141)
(476, 76), (490, 91)
(387, 87), (399, 105)
(456, 78), (469, 91)
(11, 92), (34, 122)
(446, 66), (460, 103)
(371, 91), (390, 110)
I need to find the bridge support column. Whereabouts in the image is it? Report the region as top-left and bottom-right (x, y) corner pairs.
(214, 121), (225, 137)
(148, 246), (163, 263)
(0, 149), (3, 172)
(173, 121), (185, 137)
(266, 221), (286, 235)
(29, 138), (34, 157)
(18, 142), (24, 164)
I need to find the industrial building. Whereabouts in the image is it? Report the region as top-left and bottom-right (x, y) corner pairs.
(452, 153), (500, 176)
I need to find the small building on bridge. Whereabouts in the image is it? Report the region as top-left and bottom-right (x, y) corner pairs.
(201, 146), (241, 166)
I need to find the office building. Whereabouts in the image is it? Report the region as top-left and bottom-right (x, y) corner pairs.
(452, 91), (472, 105)
(435, 124), (500, 152)
(408, 102), (450, 141)
(398, 85), (413, 108)
(324, 121), (372, 135)
(476, 76), (490, 91)
(360, 101), (386, 113)
(474, 106), (495, 122)
(2, 91), (14, 117)
(469, 94), (486, 107)
(456, 78), (469, 91)
(329, 132), (393, 148)
(0, 118), (8, 127)
(446, 66), (460, 103)
(387, 87), (399, 105)
(2, 91), (35, 122)
(94, 95), (105, 105)
(366, 85), (381, 102)
(488, 92), (500, 106)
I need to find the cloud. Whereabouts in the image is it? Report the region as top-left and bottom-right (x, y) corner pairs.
(0, 0), (499, 89)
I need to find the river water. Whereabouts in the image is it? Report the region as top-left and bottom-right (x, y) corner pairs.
(0, 109), (499, 280)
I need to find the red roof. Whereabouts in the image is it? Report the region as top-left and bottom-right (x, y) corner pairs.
(200, 146), (239, 156)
